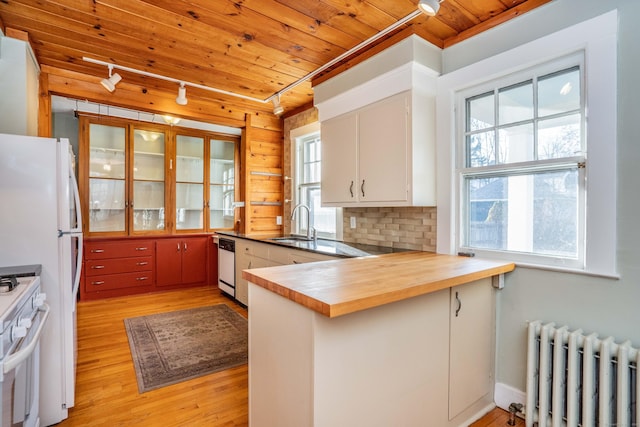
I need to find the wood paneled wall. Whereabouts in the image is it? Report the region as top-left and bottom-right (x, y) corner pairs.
(242, 114), (284, 235)
(41, 65), (284, 236)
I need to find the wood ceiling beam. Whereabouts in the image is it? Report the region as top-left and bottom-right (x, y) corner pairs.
(42, 65), (287, 130)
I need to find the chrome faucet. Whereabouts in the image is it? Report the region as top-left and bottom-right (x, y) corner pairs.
(290, 203), (316, 242)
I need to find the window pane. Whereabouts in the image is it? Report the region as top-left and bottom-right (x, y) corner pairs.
(89, 178), (125, 232)
(538, 114), (581, 159)
(538, 67), (580, 117)
(467, 131), (496, 167)
(499, 81), (533, 125)
(467, 92), (494, 131)
(498, 123), (534, 163)
(89, 124), (125, 179)
(176, 135), (204, 183)
(133, 130), (165, 181)
(466, 169), (578, 257)
(210, 140), (235, 184)
(176, 183), (203, 230)
(133, 181), (164, 231)
(210, 184), (235, 229)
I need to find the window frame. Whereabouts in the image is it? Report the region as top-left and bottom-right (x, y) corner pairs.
(456, 54), (587, 269)
(436, 11), (618, 277)
(290, 122), (343, 240)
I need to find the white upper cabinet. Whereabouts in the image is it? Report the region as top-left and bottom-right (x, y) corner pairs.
(321, 88), (435, 207)
(315, 36), (440, 207)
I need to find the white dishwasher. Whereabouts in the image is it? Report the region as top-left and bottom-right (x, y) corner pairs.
(217, 238), (235, 298)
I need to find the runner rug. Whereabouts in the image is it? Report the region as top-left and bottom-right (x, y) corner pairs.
(124, 304), (248, 393)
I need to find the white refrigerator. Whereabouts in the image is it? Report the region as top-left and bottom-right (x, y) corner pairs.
(0, 133), (83, 426)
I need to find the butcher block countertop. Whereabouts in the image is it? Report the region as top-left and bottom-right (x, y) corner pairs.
(242, 251), (515, 318)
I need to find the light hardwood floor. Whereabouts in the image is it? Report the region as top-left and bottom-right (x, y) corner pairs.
(58, 285), (521, 427)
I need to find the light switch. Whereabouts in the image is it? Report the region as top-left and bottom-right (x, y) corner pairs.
(276, 216), (282, 225)
(350, 216), (356, 229)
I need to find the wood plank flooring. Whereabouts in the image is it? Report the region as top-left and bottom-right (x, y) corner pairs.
(58, 285), (521, 427)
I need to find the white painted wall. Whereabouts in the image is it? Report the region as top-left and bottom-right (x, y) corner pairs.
(440, 0), (640, 395)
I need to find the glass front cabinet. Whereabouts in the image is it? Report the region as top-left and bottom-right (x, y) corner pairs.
(79, 115), (240, 236)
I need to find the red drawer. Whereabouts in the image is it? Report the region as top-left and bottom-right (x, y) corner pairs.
(85, 240), (154, 259)
(84, 271), (154, 292)
(85, 257), (152, 277)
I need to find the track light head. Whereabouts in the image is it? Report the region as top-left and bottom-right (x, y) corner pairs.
(272, 95), (284, 116)
(176, 83), (188, 105)
(101, 65), (122, 92)
(418, 0), (442, 16)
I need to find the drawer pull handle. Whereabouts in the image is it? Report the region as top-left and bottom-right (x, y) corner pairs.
(91, 265), (105, 269)
(91, 249), (105, 253)
(91, 281), (105, 285)
(135, 247), (148, 251)
(136, 262), (148, 266)
(136, 277), (149, 281)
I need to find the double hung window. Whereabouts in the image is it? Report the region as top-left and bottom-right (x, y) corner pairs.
(293, 127), (340, 239)
(459, 56), (585, 267)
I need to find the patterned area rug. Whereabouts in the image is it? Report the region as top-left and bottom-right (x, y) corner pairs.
(124, 304), (248, 393)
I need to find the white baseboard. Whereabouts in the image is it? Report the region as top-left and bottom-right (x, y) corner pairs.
(494, 382), (526, 413)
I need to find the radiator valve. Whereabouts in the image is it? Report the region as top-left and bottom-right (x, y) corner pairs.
(508, 402), (524, 426)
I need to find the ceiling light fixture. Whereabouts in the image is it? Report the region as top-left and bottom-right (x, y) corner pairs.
(272, 95), (284, 116)
(176, 83), (188, 105)
(418, 0), (443, 16)
(100, 65), (122, 93)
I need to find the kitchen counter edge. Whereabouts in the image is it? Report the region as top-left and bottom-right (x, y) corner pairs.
(242, 251), (515, 318)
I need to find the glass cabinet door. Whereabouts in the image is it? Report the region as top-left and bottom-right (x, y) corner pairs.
(88, 124), (126, 232)
(132, 129), (165, 232)
(176, 135), (204, 230)
(210, 139), (235, 229)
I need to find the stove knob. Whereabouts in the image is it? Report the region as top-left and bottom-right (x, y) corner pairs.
(12, 325), (27, 341)
(33, 292), (47, 308)
(19, 317), (32, 329)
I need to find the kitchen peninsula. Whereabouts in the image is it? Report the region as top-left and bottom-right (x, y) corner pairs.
(243, 252), (515, 427)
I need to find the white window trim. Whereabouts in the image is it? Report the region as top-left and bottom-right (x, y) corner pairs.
(436, 10), (618, 278)
(290, 122), (343, 240)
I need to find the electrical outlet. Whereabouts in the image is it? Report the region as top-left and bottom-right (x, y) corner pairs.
(350, 216), (356, 229)
(276, 216), (282, 225)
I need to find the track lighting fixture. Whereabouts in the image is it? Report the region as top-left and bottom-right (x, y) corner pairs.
(418, 0), (443, 16)
(176, 83), (188, 105)
(100, 65), (122, 93)
(272, 95), (284, 116)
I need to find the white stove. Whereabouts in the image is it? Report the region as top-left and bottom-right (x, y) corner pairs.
(0, 273), (48, 427)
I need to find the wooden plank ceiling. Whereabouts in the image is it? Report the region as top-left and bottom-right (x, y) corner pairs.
(0, 0), (550, 116)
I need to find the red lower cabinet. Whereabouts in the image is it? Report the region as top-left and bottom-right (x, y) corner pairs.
(82, 239), (155, 300)
(81, 235), (210, 300)
(156, 237), (207, 287)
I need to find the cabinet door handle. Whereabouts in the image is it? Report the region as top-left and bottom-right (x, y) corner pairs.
(183, 242), (188, 251)
(455, 291), (462, 317)
(292, 260), (300, 264)
(349, 180), (354, 198)
(361, 179), (365, 197)
(135, 247), (147, 251)
(136, 276), (149, 281)
(248, 261), (252, 269)
(90, 249), (105, 253)
(136, 262), (148, 266)
(91, 265), (105, 269)
(91, 281), (105, 286)
(177, 243), (181, 252)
